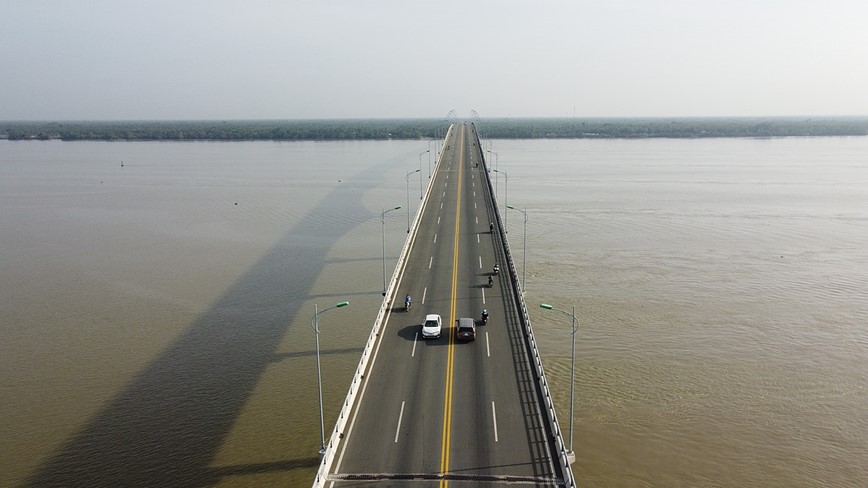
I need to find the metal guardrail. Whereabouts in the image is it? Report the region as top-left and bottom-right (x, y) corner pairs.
(471, 123), (577, 488)
(312, 125), (455, 487)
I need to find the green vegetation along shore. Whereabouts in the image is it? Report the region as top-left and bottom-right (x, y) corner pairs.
(2, 117), (868, 141)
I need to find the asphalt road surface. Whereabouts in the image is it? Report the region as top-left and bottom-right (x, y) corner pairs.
(328, 123), (561, 487)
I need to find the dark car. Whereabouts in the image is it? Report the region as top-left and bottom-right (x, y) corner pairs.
(456, 317), (476, 341)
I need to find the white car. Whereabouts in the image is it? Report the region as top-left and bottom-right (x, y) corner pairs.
(422, 314), (442, 339)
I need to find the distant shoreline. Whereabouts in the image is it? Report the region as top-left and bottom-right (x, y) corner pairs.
(2, 117), (868, 141)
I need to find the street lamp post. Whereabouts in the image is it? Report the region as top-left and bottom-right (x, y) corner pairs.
(487, 150), (499, 195)
(312, 300), (350, 456)
(493, 169), (509, 230)
(406, 169), (420, 232)
(539, 303), (578, 460)
(506, 205), (527, 288)
(494, 151), (499, 195)
(435, 124), (443, 160)
(427, 141), (434, 178)
(381, 206), (401, 295)
(418, 150), (429, 196)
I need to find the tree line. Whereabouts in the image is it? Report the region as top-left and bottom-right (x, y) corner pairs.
(2, 117), (867, 141)
(474, 117), (868, 139)
(0, 120), (445, 141)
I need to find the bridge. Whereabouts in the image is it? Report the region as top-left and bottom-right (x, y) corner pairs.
(313, 123), (576, 487)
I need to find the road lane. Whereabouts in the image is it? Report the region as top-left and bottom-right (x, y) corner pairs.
(329, 124), (559, 486)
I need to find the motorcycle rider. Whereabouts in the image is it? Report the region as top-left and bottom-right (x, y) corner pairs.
(487, 276), (493, 287)
(404, 294), (412, 310)
(493, 263), (500, 275)
(481, 309), (489, 324)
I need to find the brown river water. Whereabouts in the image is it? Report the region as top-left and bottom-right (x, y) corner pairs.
(1, 137), (866, 487)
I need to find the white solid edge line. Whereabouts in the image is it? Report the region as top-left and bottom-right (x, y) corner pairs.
(333, 297), (391, 479)
(395, 401), (406, 443)
(332, 134), (442, 476)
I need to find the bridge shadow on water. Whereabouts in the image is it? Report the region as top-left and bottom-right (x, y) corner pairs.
(27, 157), (402, 487)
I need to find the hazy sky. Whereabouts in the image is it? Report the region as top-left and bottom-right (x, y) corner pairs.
(2, 0), (867, 120)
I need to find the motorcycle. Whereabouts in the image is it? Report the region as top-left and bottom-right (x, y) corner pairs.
(492, 264), (500, 276)
(487, 276), (493, 288)
(481, 310), (489, 325)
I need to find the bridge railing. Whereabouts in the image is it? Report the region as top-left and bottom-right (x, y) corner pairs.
(472, 123), (577, 488)
(312, 124), (455, 487)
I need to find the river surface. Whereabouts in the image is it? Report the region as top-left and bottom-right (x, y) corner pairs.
(1, 137), (866, 487)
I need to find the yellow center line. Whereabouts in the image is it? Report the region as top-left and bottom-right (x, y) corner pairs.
(439, 125), (464, 487)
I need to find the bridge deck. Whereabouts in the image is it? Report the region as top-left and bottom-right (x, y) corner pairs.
(319, 123), (570, 487)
